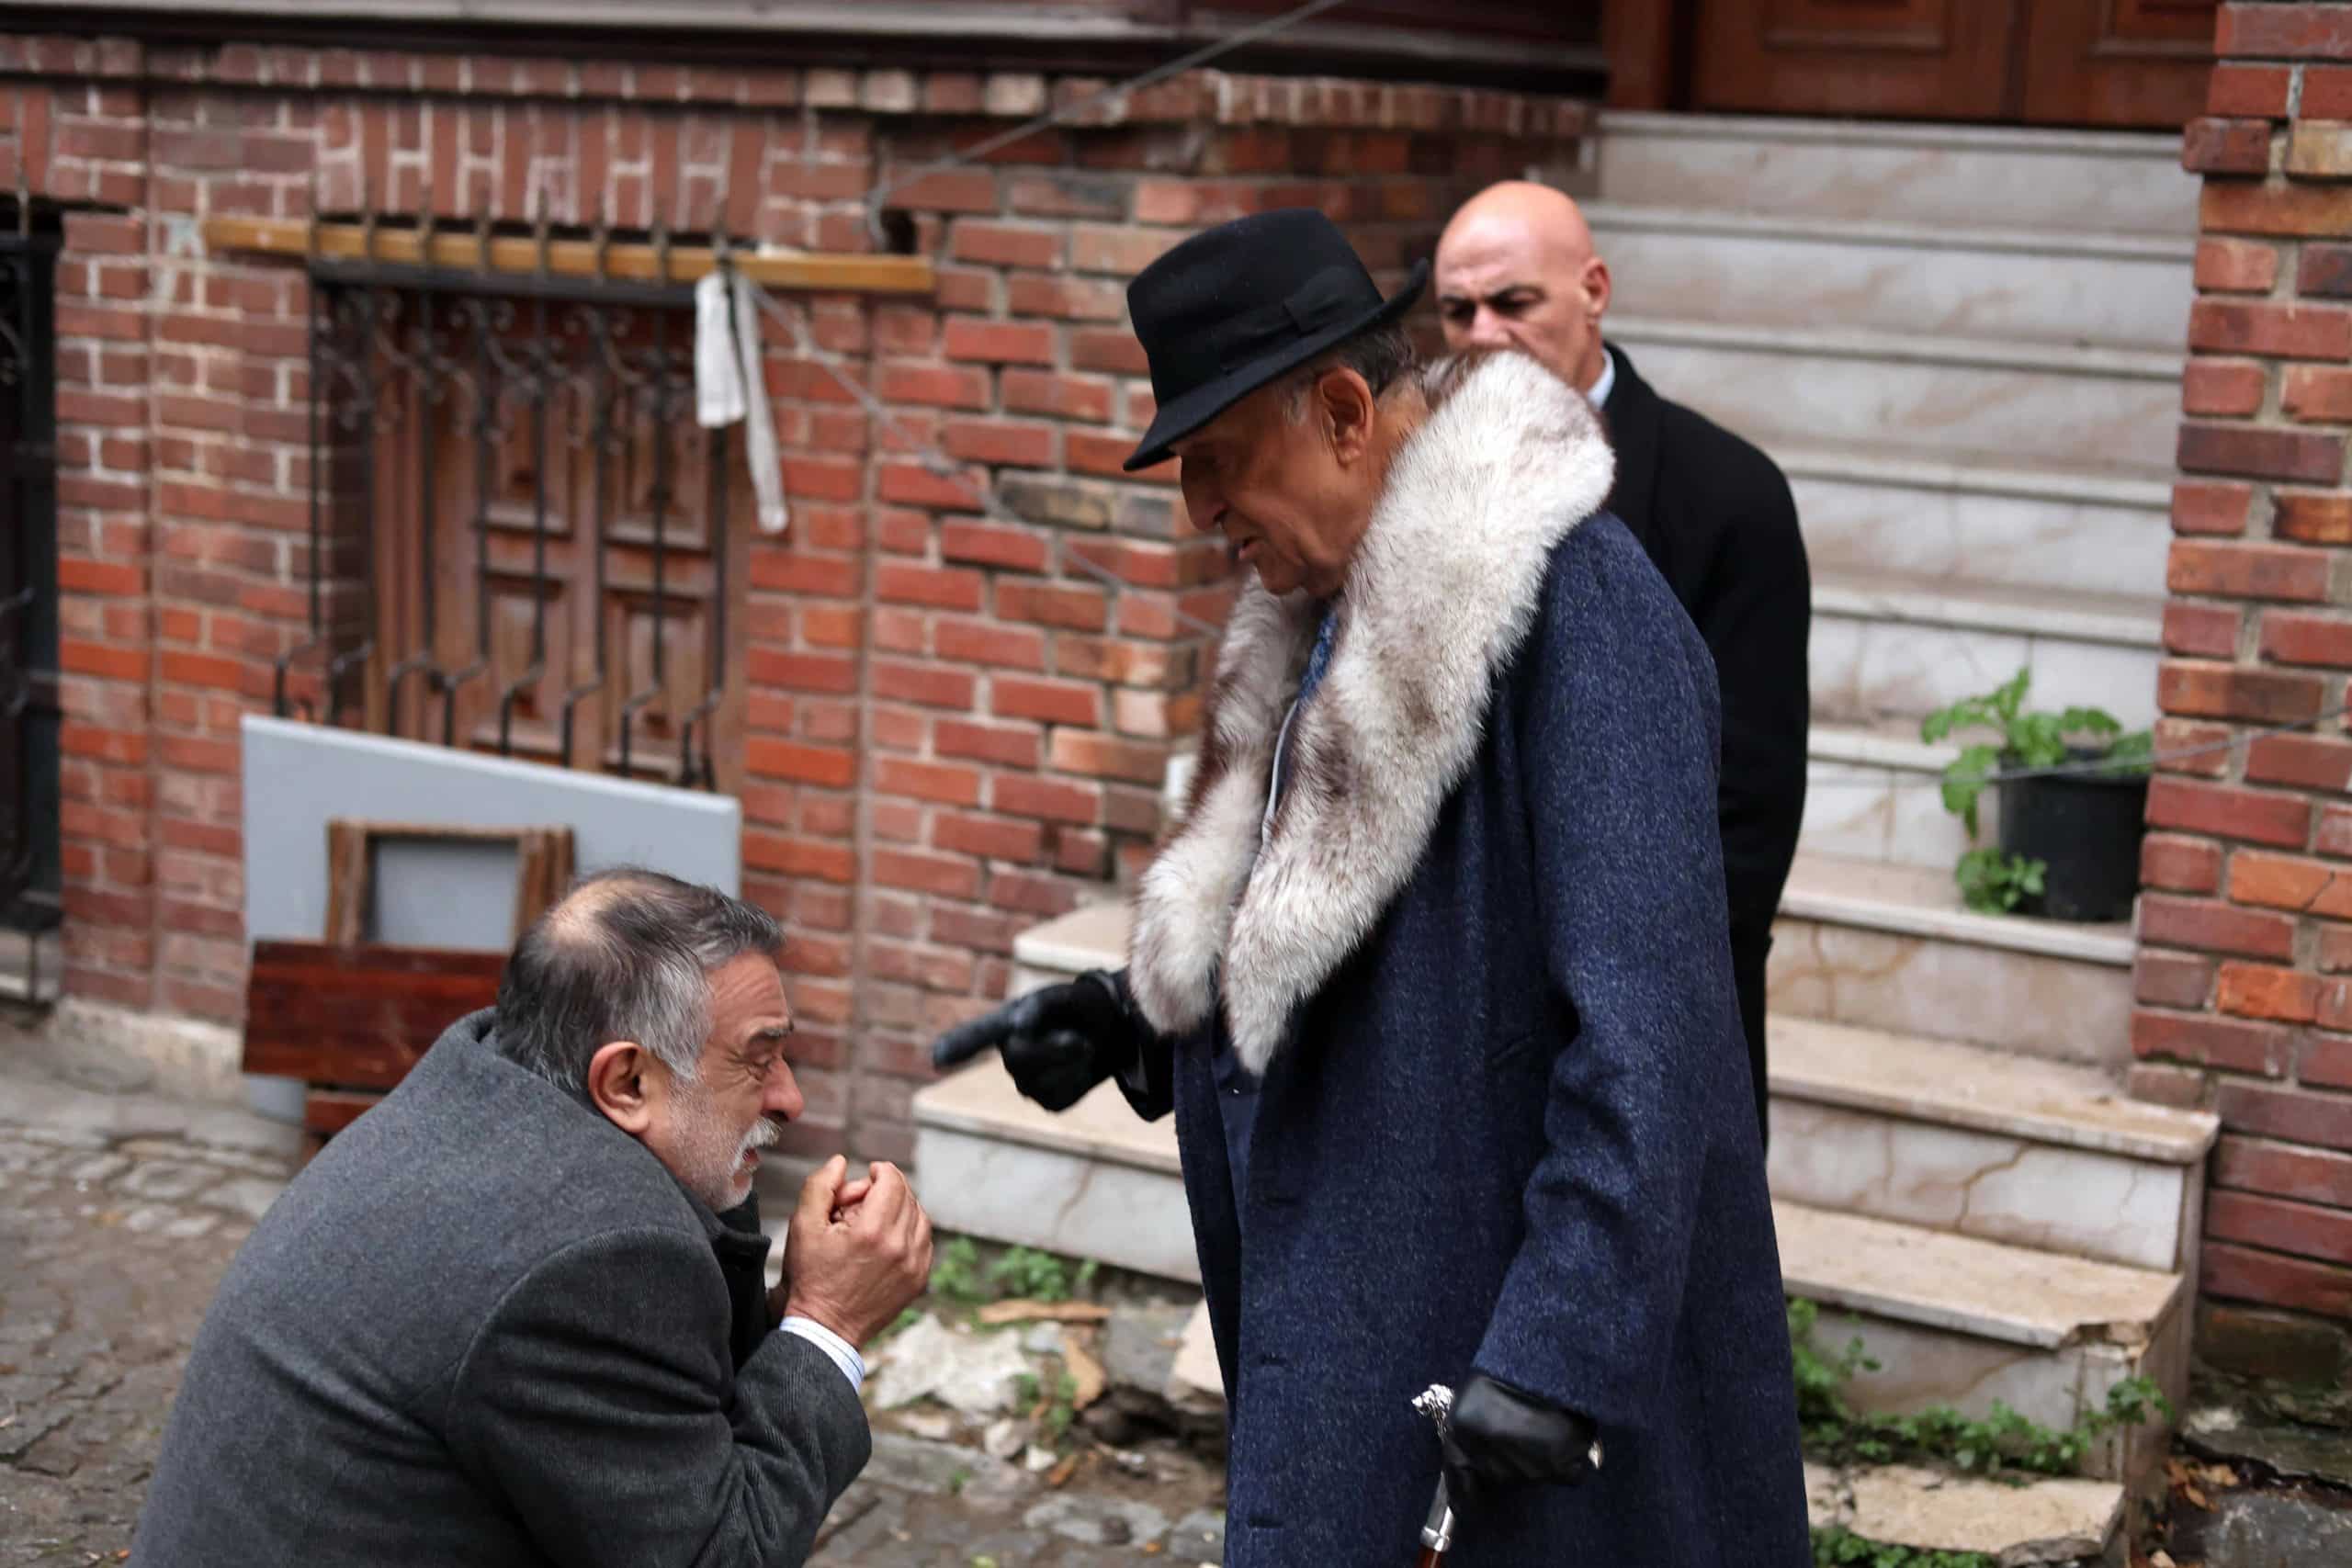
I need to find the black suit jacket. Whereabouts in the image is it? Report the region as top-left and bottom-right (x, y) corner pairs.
(1601, 344), (1810, 976)
(135, 1011), (869, 1568)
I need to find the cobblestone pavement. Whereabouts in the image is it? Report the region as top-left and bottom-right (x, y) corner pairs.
(0, 1057), (301, 1563)
(0, 1054), (1225, 1564)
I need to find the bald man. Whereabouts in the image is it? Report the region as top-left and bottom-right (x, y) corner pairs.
(1437, 182), (1810, 1145)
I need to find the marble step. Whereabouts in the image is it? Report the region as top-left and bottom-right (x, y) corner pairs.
(992, 893), (2182, 1189)
(1008, 863), (2141, 1071)
(1589, 110), (2199, 237)
(1590, 202), (2195, 351)
(1781, 442), (2170, 603)
(1768, 1017), (2217, 1273)
(1776, 1200), (2189, 1484)
(1809, 570), (2162, 731)
(1607, 315), (2185, 473)
(1804, 1461), (2124, 1564)
(1770, 853), (2135, 1069)
(910, 1052), (1198, 1284)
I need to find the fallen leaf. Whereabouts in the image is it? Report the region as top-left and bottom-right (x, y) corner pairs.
(1046, 1454), (1081, 1488)
(1062, 1329), (1107, 1411)
(976, 1300), (1113, 1325)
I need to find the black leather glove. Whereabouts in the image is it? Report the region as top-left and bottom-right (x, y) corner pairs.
(1440, 1374), (1600, 1509)
(930, 969), (1143, 1112)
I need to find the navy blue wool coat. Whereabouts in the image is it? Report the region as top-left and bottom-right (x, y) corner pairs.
(1123, 352), (1809, 1566)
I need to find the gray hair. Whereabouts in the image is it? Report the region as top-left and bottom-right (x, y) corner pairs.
(492, 867), (785, 1093)
(1281, 321), (1420, 424)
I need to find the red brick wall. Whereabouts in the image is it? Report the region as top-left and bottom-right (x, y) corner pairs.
(2146, 2), (2352, 1326)
(1, 33), (1586, 1162)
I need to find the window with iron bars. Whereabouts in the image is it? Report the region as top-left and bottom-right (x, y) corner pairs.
(284, 249), (749, 792)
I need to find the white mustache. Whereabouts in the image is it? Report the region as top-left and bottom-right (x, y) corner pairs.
(736, 1117), (782, 1162)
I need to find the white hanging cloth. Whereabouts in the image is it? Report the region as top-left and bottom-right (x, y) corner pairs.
(693, 264), (790, 535)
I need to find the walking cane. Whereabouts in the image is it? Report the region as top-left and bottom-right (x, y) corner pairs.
(1410, 1384), (1457, 1565)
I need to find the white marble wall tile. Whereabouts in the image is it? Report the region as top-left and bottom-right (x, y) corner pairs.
(1770, 1101), (2186, 1271)
(1768, 918), (2135, 1068)
(1595, 131), (2199, 237)
(1601, 228), (2192, 350)
(1623, 338), (2182, 471)
(1792, 479), (2167, 604)
(1809, 618), (2039, 724)
(1802, 764), (1898, 863)
(1885, 778), (1977, 873)
(1807, 615), (2156, 730)
(2016, 637), (2159, 730)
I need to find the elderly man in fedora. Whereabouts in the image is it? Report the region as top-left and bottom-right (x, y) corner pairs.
(935, 209), (1807, 1565)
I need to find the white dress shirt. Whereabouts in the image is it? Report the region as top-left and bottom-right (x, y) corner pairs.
(1586, 344), (1616, 411)
(778, 1315), (866, 1393)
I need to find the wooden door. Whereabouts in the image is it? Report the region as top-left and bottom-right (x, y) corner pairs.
(2020, 1), (2218, 129)
(1686, 0), (2215, 128)
(1691, 0), (2018, 121)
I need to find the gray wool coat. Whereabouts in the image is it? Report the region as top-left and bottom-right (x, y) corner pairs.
(133, 1010), (868, 1568)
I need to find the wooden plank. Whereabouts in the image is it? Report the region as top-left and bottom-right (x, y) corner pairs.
(243, 940), (504, 1088)
(323, 818), (369, 947)
(304, 1089), (384, 1137)
(322, 818), (575, 948)
(202, 217), (936, 296)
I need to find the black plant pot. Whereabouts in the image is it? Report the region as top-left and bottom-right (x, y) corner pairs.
(1996, 747), (2150, 922)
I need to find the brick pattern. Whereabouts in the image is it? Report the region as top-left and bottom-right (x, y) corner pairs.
(2146, 4), (2352, 1327)
(5, 34), (1586, 1163)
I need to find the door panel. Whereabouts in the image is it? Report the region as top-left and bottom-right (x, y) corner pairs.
(1693, 0), (2017, 120)
(1686, 0), (2215, 127)
(2020, 0), (2217, 128)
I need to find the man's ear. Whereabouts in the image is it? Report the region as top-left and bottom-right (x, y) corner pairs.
(1580, 255), (1612, 322)
(1316, 367), (1378, 463)
(586, 1040), (657, 1134)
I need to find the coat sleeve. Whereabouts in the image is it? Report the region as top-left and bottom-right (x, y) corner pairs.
(444, 1225), (870, 1568)
(1108, 965), (1182, 1122)
(1692, 448), (1809, 947)
(1471, 525), (1753, 1434)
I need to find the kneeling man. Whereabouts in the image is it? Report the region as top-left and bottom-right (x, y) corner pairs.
(137, 870), (929, 1567)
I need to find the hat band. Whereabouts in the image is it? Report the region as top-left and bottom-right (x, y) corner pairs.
(1215, 265), (1369, 376)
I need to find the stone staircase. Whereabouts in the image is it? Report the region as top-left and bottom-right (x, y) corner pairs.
(914, 111), (2224, 1549)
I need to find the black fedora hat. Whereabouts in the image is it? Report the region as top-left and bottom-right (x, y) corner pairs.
(1122, 209), (1429, 472)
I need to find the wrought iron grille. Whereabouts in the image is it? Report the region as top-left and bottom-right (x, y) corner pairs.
(282, 242), (743, 790)
(0, 208), (63, 963)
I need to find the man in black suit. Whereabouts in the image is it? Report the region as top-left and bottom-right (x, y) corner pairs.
(1436, 182), (1810, 1145)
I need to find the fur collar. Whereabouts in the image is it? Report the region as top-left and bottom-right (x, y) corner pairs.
(1128, 350), (1616, 1070)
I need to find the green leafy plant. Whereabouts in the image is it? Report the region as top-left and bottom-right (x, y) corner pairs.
(1788, 1299), (2170, 1478)
(1954, 849), (2045, 915)
(924, 1237), (1103, 1313)
(1919, 670), (2151, 914)
(1042, 1371), (1081, 1445)
(987, 1245), (1080, 1303)
(1811, 1527), (1993, 1568)
(931, 1235), (990, 1307)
